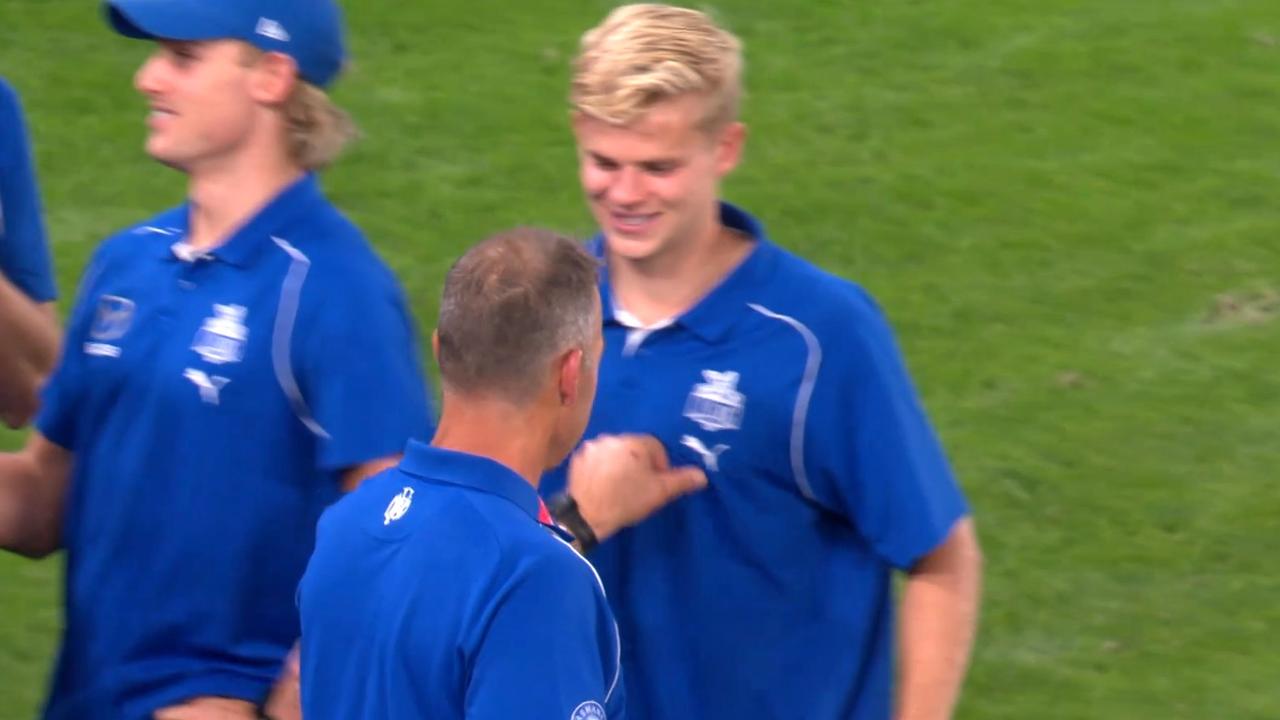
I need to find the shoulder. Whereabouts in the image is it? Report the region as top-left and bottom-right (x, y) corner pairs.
(751, 243), (894, 349)
(316, 466), (401, 531)
(272, 208), (401, 296)
(0, 78), (20, 116)
(0, 80), (28, 156)
(270, 203), (378, 269)
(86, 206), (185, 274)
(503, 525), (605, 601)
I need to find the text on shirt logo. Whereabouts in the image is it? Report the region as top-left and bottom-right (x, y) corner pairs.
(191, 304), (249, 364)
(683, 369), (746, 431)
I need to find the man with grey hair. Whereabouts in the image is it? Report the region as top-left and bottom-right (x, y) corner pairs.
(296, 227), (695, 719)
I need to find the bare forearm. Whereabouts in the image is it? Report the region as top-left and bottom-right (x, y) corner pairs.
(0, 453), (49, 556)
(0, 436), (70, 558)
(0, 277), (59, 369)
(0, 277), (59, 427)
(896, 518), (983, 720)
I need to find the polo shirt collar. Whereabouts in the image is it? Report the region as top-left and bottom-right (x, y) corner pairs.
(161, 172), (326, 267)
(398, 440), (545, 525)
(593, 201), (777, 344)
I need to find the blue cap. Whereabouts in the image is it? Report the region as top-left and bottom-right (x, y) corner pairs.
(104, 0), (347, 88)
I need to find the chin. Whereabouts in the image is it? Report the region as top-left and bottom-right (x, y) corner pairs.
(145, 145), (192, 172)
(603, 232), (666, 262)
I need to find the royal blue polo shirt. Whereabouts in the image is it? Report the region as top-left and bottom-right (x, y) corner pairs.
(0, 78), (56, 301)
(34, 173), (434, 719)
(540, 202), (969, 720)
(299, 441), (625, 720)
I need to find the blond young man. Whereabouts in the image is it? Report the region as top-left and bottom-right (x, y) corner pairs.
(544, 5), (983, 720)
(0, 0), (434, 718)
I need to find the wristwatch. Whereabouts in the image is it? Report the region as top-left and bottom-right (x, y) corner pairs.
(547, 492), (599, 554)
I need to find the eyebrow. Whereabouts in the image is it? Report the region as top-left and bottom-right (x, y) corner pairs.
(588, 152), (682, 168)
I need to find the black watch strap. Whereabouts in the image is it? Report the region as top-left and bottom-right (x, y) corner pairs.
(547, 492), (599, 554)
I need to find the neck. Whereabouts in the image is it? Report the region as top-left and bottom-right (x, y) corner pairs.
(184, 140), (304, 251)
(609, 216), (754, 325)
(430, 392), (554, 489)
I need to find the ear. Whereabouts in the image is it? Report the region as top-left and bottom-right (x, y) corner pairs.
(714, 121), (747, 177)
(431, 330), (441, 364)
(557, 347), (584, 406)
(247, 51), (300, 104)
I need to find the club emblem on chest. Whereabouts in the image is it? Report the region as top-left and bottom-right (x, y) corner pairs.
(84, 295), (136, 357)
(683, 369), (745, 432)
(192, 303), (249, 364)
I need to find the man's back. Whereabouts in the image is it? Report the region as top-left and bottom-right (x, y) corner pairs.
(300, 441), (625, 719)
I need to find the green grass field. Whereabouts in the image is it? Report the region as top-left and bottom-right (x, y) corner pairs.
(2, 0), (1278, 717)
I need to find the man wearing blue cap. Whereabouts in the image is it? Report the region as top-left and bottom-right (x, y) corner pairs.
(0, 1), (434, 719)
(0, 77), (60, 428)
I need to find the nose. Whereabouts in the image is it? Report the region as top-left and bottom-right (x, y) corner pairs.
(608, 166), (645, 206)
(134, 51), (165, 97)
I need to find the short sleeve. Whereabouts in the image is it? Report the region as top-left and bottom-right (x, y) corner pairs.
(466, 549), (625, 720)
(802, 289), (968, 569)
(35, 246), (111, 450)
(0, 80), (56, 302)
(294, 262), (435, 471)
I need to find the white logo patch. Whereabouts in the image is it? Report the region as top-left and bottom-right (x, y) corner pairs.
(683, 370), (745, 432)
(84, 343), (122, 358)
(255, 17), (290, 42)
(680, 435), (729, 472)
(89, 295), (135, 341)
(85, 295), (135, 358)
(192, 304), (249, 364)
(183, 368), (230, 405)
(384, 487), (414, 525)
(571, 701), (606, 720)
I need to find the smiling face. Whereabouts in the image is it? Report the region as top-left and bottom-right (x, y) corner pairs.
(573, 93), (744, 266)
(133, 39), (266, 172)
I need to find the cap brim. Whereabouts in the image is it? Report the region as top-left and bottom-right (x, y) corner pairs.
(105, 0), (235, 42)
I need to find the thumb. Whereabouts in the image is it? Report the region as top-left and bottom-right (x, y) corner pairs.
(661, 465), (708, 497)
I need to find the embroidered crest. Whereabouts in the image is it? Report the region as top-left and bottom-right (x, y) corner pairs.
(683, 370), (745, 432)
(571, 701), (606, 720)
(191, 304), (249, 364)
(384, 487), (414, 525)
(89, 295), (135, 341)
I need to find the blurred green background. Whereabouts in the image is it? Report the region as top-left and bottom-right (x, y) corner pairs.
(2, 0), (1278, 717)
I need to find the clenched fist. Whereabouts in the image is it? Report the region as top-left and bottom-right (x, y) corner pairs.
(566, 434), (707, 542)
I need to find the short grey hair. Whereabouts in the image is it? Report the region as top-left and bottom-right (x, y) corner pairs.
(436, 228), (600, 404)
